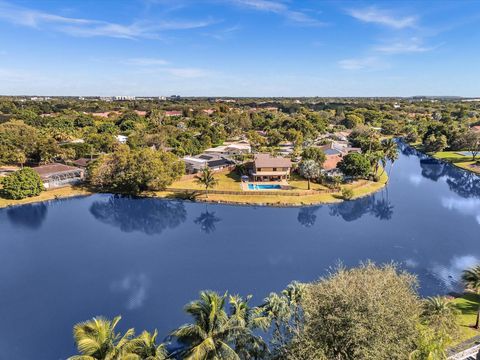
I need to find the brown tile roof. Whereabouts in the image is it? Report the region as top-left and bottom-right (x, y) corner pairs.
(254, 154), (291, 168)
(323, 154), (342, 171)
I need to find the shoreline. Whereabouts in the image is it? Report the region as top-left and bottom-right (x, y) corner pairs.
(0, 172), (388, 209)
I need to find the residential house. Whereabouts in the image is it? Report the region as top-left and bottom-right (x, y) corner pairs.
(183, 154), (233, 174)
(471, 125), (480, 133)
(115, 135), (128, 144)
(165, 110), (183, 117)
(251, 154), (292, 182)
(204, 140), (251, 156)
(33, 163), (85, 189)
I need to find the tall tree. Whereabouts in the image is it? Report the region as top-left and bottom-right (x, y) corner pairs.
(195, 167), (218, 199)
(382, 139), (398, 180)
(298, 160), (321, 190)
(123, 330), (169, 360)
(171, 291), (245, 360)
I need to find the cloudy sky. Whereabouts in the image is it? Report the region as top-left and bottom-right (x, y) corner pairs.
(0, 0), (479, 96)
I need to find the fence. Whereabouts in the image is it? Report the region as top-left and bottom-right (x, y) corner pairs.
(166, 187), (334, 197)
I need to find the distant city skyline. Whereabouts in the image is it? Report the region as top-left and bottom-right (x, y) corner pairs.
(0, 0), (479, 97)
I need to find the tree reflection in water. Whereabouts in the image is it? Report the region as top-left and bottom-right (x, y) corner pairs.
(297, 206), (320, 227)
(90, 195), (187, 235)
(194, 205), (221, 234)
(7, 202), (48, 230)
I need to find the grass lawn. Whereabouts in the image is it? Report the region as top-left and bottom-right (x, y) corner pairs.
(451, 293), (480, 345)
(163, 169), (388, 206)
(0, 185), (93, 209)
(169, 171), (243, 191)
(434, 151), (480, 174)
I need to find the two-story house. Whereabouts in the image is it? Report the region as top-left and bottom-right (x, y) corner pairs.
(252, 154), (292, 182)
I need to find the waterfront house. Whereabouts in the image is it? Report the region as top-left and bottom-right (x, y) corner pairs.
(252, 154), (291, 182)
(183, 154), (234, 174)
(33, 163), (85, 189)
(165, 110), (183, 117)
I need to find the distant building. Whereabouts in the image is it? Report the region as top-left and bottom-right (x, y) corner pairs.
(114, 96), (136, 101)
(33, 163), (85, 189)
(471, 125), (480, 133)
(165, 110), (183, 117)
(115, 135), (128, 144)
(252, 154), (292, 182)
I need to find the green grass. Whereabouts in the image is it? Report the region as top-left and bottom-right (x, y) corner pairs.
(0, 185), (92, 208)
(169, 171), (243, 191)
(433, 151), (480, 174)
(451, 293), (480, 345)
(163, 169), (388, 206)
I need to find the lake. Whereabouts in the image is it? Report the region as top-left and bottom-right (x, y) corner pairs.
(1, 143), (480, 359)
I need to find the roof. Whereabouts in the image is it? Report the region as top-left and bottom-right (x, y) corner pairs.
(33, 164), (83, 179)
(471, 125), (480, 132)
(323, 155), (342, 171)
(254, 154), (291, 168)
(71, 158), (91, 167)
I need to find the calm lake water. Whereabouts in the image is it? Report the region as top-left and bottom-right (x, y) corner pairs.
(1, 143), (480, 359)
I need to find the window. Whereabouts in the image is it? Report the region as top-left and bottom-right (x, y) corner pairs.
(273, 168), (277, 171)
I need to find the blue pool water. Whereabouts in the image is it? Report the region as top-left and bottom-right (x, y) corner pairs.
(1, 142), (480, 359)
(248, 184), (282, 190)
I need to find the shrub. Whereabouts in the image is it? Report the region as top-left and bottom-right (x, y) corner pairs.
(1, 168), (44, 200)
(341, 187), (354, 200)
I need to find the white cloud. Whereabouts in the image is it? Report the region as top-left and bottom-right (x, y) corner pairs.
(375, 38), (434, 54)
(441, 197), (480, 225)
(338, 56), (387, 71)
(164, 67), (209, 78)
(111, 274), (149, 310)
(124, 57), (169, 66)
(408, 174), (423, 186)
(0, 1), (214, 39)
(347, 7), (417, 29)
(431, 255), (480, 291)
(234, 0), (325, 26)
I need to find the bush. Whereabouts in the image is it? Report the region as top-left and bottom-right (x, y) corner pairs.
(338, 153), (371, 179)
(341, 187), (354, 200)
(1, 168), (44, 200)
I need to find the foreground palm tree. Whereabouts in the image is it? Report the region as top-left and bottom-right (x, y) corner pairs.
(123, 330), (168, 360)
(171, 291), (243, 359)
(195, 167), (218, 199)
(462, 265), (480, 328)
(69, 316), (134, 360)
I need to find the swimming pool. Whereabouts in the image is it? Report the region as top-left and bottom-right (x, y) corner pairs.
(248, 184), (282, 190)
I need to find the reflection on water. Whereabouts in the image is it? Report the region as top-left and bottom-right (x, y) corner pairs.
(194, 206), (221, 234)
(111, 273), (150, 310)
(90, 195), (187, 235)
(1, 142), (480, 360)
(297, 206), (320, 227)
(430, 255), (480, 291)
(6, 203), (48, 230)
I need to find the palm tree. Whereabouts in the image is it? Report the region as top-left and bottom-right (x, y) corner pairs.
(462, 265), (480, 328)
(228, 295), (270, 359)
(195, 167), (218, 199)
(382, 139), (398, 181)
(421, 296), (459, 335)
(171, 291), (244, 360)
(122, 330), (169, 360)
(69, 316), (134, 360)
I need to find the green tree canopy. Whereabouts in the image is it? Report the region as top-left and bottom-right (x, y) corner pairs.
(1, 168), (44, 200)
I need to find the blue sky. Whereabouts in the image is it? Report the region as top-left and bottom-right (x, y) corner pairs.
(0, 0), (479, 97)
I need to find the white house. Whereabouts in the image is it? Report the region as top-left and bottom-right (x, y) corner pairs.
(115, 135), (128, 144)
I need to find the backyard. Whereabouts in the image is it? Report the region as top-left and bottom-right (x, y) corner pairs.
(434, 151), (480, 174)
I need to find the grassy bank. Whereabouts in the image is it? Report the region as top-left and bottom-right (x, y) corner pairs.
(0, 186), (93, 209)
(452, 293), (480, 345)
(161, 170), (388, 206)
(433, 151), (480, 174)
